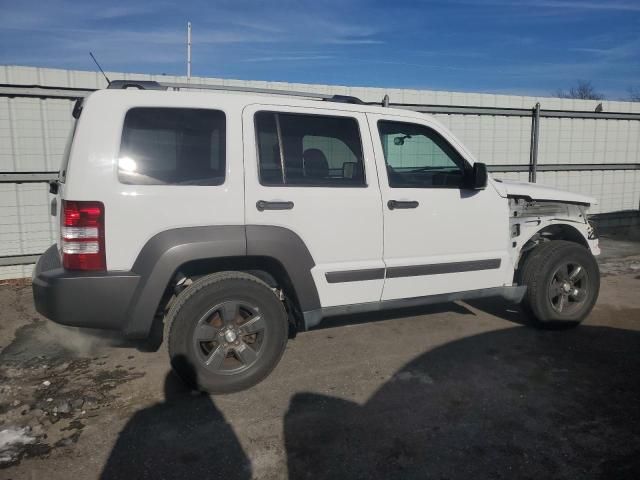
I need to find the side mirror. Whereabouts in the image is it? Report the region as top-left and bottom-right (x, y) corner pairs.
(470, 162), (488, 189)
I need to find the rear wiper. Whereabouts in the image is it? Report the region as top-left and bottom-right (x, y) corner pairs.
(72, 98), (84, 119)
(49, 178), (60, 194)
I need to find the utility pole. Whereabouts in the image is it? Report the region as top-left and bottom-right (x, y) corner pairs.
(187, 22), (192, 80)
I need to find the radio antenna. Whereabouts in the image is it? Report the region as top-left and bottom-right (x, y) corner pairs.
(187, 22), (192, 80)
(89, 52), (111, 86)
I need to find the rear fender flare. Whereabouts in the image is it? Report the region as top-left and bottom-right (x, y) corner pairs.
(123, 225), (320, 338)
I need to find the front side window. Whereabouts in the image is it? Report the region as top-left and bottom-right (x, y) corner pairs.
(119, 108), (226, 185)
(255, 112), (365, 187)
(378, 121), (468, 188)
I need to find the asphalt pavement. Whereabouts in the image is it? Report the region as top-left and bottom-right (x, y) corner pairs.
(0, 236), (638, 479)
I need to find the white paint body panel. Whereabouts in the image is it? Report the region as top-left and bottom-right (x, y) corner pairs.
(366, 113), (514, 301)
(494, 179), (597, 205)
(242, 103), (385, 308)
(63, 90), (245, 271)
(58, 87), (598, 308)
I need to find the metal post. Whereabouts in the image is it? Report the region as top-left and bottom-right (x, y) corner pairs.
(187, 22), (192, 80)
(529, 102), (540, 183)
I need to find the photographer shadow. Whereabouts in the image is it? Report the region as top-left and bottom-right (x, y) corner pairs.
(100, 356), (251, 480)
(284, 324), (640, 479)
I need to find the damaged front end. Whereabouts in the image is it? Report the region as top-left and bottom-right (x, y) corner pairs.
(509, 198), (600, 266)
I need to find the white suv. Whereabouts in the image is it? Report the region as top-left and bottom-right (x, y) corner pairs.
(32, 81), (600, 393)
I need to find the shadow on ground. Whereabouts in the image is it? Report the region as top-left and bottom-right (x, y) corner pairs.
(466, 296), (528, 325)
(101, 323), (640, 479)
(100, 358), (251, 479)
(285, 325), (640, 480)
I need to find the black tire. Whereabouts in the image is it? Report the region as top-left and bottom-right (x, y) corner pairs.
(166, 271), (288, 394)
(519, 240), (600, 329)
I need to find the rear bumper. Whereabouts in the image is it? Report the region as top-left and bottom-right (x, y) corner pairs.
(32, 245), (140, 331)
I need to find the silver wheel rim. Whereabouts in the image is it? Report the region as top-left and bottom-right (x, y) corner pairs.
(192, 300), (267, 375)
(548, 261), (589, 315)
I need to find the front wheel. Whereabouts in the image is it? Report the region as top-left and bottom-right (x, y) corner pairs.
(166, 272), (289, 393)
(519, 240), (600, 329)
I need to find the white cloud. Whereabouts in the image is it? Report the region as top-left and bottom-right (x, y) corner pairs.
(534, 0), (640, 11)
(241, 55), (336, 62)
(451, 0), (640, 13)
(570, 38), (640, 60)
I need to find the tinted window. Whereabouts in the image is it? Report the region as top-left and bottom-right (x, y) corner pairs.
(119, 108), (225, 185)
(255, 112), (365, 186)
(378, 121), (468, 188)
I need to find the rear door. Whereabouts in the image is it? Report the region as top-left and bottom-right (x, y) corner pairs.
(243, 104), (384, 308)
(367, 113), (512, 301)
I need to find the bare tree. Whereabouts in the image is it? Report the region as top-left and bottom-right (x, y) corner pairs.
(554, 80), (604, 100)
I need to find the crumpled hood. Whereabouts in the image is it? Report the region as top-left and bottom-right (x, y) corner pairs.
(493, 179), (597, 205)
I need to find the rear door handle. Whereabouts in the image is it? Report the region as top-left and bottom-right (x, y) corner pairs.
(256, 200), (294, 211)
(387, 200), (419, 210)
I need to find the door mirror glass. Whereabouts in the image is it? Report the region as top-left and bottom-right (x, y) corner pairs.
(471, 162), (488, 189)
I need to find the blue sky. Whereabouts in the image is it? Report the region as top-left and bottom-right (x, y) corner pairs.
(1, 0), (639, 99)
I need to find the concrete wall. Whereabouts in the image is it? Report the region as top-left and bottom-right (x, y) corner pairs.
(1, 65), (639, 279)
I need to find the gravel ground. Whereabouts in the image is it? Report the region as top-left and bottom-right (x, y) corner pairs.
(0, 237), (639, 479)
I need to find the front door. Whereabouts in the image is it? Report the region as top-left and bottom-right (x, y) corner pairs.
(367, 113), (512, 301)
(243, 104), (385, 309)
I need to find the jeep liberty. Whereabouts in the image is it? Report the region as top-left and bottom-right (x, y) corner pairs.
(32, 81), (600, 393)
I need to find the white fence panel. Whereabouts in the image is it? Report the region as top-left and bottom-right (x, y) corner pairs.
(1, 65), (639, 279)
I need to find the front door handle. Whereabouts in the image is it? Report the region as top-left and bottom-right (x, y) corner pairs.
(256, 200), (295, 211)
(387, 200), (419, 210)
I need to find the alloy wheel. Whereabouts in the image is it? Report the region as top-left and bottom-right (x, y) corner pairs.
(548, 262), (589, 315)
(192, 300), (267, 375)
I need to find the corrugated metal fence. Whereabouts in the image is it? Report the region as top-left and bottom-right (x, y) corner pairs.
(1, 66), (639, 279)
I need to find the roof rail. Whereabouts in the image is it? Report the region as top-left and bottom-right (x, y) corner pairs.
(328, 95), (365, 105)
(106, 79), (369, 104)
(107, 80), (166, 90)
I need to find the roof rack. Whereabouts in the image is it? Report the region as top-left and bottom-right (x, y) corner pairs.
(107, 80), (166, 90)
(106, 79), (373, 105)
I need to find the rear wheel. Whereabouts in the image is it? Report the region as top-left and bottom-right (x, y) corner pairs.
(519, 240), (599, 329)
(166, 272), (288, 393)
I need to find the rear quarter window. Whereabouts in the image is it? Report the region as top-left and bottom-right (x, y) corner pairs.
(118, 107), (226, 186)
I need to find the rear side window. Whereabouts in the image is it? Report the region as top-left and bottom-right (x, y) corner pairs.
(255, 112), (365, 187)
(119, 108), (226, 185)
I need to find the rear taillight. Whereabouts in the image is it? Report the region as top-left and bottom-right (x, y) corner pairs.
(61, 200), (106, 271)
